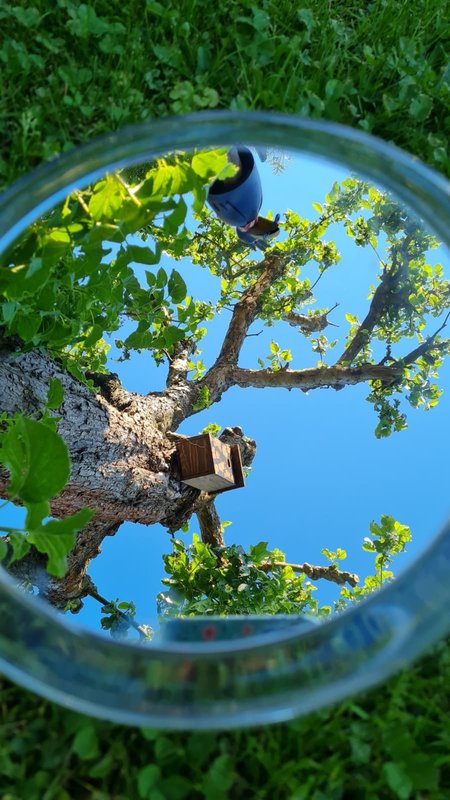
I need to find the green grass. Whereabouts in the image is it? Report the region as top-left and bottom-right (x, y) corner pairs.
(1, 639), (450, 799)
(0, 0), (449, 187)
(1, 0), (450, 797)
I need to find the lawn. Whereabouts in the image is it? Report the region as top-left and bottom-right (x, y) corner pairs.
(1, 1), (450, 797)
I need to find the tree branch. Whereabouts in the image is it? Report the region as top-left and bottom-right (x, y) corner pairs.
(282, 303), (339, 333)
(257, 560), (359, 587)
(198, 251), (290, 404)
(86, 370), (136, 412)
(5, 518), (121, 610)
(229, 363), (403, 392)
(336, 231), (416, 366)
(166, 339), (196, 387)
(337, 272), (396, 365)
(196, 501), (225, 548)
(86, 582), (151, 640)
(212, 251), (290, 369)
(396, 310), (450, 367)
(193, 231), (245, 272)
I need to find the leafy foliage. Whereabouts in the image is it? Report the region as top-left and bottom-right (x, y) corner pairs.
(1, 151), (449, 639)
(3, 151), (449, 433)
(336, 516), (412, 610)
(0, 150), (230, 376)
(99, 599), (152, 641)
(186, 176), (450, 434)
(0, 382), (93, 577)
(157, 518), (411, 621)
(158, 535), (321, 617)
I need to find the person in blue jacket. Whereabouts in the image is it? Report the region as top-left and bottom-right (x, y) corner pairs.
(207, 146), (280, 251)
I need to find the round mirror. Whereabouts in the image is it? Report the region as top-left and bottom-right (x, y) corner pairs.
(0, 112), (449, 728)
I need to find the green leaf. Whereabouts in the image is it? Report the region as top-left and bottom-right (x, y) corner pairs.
(409, 94), (433, 122)
(403, 753), (439, 791)
(127, 244), (161, 265)
(2, 301), (17, 324)
(312, 202), (322, 213)
(0, 417), (70, 503)
(88, 751), (114, 779)
(383, 762), (413, 799)
(3, 530), (30, 564)
(163, 326), (186, 346)
(202, 754), (234, 799)
(191, 149), (229, 179)
(362, 537), (376, 552)
(159, 776), (193, 800)
(168, 270), (187, 304)
(140, 728), (159, 741)
(156, 267), (167, 288)
(192, 184), (206, 213)
(88, 177), (125, 221)
(28, 508), (94, 577)
(192, 385), (211, 411)
(46, 378), (64, 410)
(154, 735), (181, 764)
(164, 197), (187, 234)
(138, 764), (161, 799)
(83, 324), (103, 349)
(25, 501), (50, 529)
(16, 312), (41, 342)
(0, 539), (7, 562)
(202, 423), (221, 437)
(72, 725), (99, 760)
(250, 541), (270, 562)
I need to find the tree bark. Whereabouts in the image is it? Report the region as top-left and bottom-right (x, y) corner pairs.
(0, 349), (198, 528)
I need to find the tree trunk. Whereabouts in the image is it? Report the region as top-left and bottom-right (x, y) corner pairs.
(0, 349), (199, 529)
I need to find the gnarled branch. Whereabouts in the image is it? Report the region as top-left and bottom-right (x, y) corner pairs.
(282, 303), (339, 333)
(196, 501), (225, 549)
(337, 231), (416, 366)
(166, 339), (196, 387)
(211, 250), (290, 369)
(258, 560), (359, 587)
(397, 310), (450, 367)
(229, 363), (403, 392)
(5, 517), (121, 610)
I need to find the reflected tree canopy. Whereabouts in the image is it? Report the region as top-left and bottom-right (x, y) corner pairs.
(0, 148), (449, 640)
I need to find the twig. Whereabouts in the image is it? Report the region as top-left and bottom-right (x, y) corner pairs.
(397, 309), (450, 367)
(115, 173), (142, 207)
(245, 329), (264, 338)
(257, 560), (359, 588)
(87, 588), (151, 640)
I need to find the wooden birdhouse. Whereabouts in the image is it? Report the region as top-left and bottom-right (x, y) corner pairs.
(176, 433), (245, 493)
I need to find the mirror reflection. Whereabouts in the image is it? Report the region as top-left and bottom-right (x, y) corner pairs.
(1, 145), (449, 643)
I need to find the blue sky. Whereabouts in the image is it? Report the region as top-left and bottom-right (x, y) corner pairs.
(3, 150), (450, 637)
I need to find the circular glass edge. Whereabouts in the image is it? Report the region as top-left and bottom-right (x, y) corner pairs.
(0, 111), (449, 730)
